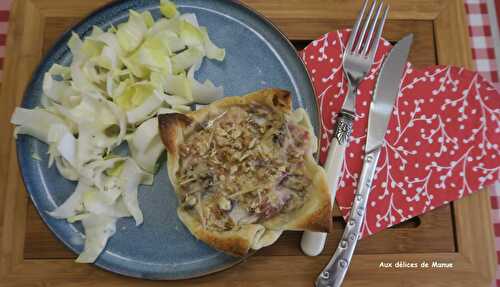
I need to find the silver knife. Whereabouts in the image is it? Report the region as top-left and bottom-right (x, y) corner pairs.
(315, 34), (414, 287)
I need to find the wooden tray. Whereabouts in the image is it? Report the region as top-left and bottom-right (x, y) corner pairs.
(0, 0), (495, 286)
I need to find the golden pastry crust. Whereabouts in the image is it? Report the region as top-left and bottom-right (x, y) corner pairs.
(158, 88), (331, 256)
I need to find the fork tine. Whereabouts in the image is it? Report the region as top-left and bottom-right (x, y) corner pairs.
(354, 0), (378, 54)
(346, 0), (369, 53)
(367, 5), (389, 60)
(361, 1), (384, 56)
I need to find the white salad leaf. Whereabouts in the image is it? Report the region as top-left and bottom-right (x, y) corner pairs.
(75, 214), (117, 263)
(67, 213), (91, 223)
(189, 78), (224, 104)
(43, 72), (73, 103)
(80, 38), (105, 60)
(89, 31), (123, 57)
(47, 124), (72, 144)
(142, 10), (155, 28)
(99, 176), (123, 203)
(154, 30), (186, 53)
(127, 117), (159, 153)
(194, 104), (207, 110)
(68, 32), (84, 60)
(178, 17), (225, 61)
(94, 45), (120, 70)
(200, 26), (225, 61)
(70, 61), (101, 94)
(164, 73), (193, 101)
(159, 92), (192, 107)
(126, 90), (163, 125)
(179, 13), (200, 28)
(105, 73), (115, 97)
(54, 155), (80, 181)
(171, 47), (204, 74)
(127, 117), (164, 173)
(46, 124), (74, 167)
(109, 78), (130, 100)
(76, 125), (105, 167)
(157, 107), (178, 115)
(115, 82), (155, 111)
(40, 91), (52, 109)
(10, 108), (68, 143)
(147, 18), (176, 36)
(46, 103), (79, 134)
(63, 96), (126, 150)
(120, 159), (152, 225)
(82, 60), (106, 84)
(150, 70), (184, 93)
(135, 35), (173, 73)
(179, 20), (204, 48)
(48, 64), (71, 80)
(187, 64), (224, 104)
(47, 181), (87, 219)
(103, 99), (128, 148)
(57, 132), (78, 167)
(172, 104), (192, 113)
(89, 25), (104, 38)
(83, 188), (130, 217)
(31, 152), (42, 161)
(116, 10), (147, 53)
(80, 157), (126, 204)
(160, 0), (179, 19)
(121, 53), (148, 78)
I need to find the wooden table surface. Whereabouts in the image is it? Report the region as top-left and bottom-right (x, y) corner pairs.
(0, 0), (495, 286)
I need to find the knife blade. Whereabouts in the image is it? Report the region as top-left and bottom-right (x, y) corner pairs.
(315, 34), (414, 287)
(366, 34), (413, 153)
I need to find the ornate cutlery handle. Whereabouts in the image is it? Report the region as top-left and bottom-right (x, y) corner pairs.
(301, 81), (358, 256)
(315, 148), (381, 287)
(301, 111), (354, 256)
(333, 112), (355, 145)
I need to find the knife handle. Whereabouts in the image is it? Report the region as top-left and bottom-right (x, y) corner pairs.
(300, 113), (353, 256)
(315, 148), (381, 287)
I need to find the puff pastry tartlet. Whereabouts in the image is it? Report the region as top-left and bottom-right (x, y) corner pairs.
(158, 89), (331, 256)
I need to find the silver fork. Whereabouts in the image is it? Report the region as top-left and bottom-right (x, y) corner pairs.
(313, 1), (389, 287)
(301, 0), (389, 258)
(342, 0), (389, 118)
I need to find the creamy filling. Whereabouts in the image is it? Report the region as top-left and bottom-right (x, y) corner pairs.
(177, 103), (312, 231)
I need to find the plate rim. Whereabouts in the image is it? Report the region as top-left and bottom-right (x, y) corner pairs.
(17, 0), (319, 280)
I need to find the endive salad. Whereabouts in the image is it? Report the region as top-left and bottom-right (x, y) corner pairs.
(10, 0), (225, 263)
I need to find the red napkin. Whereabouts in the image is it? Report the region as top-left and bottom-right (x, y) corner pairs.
(300, 29), (500, 237)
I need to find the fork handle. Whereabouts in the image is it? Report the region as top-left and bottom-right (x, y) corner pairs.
(315, 148), (381, 287)
(300, 112), (354, 256)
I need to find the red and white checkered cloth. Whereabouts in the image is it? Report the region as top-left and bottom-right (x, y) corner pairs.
(464, 1), (500, 286)
(0, 0), (10, 81)
(0, 0), (498, 284)
(465, 0), (500, 89)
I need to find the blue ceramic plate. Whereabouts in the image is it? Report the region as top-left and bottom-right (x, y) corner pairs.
(18, 0), (319, 280)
